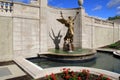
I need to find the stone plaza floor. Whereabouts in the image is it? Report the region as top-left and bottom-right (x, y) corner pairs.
(0, 64), (26, 80)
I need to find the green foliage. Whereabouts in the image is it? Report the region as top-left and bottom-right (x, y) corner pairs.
(108, 40), (120, 49)
(108, 15), (120, 20)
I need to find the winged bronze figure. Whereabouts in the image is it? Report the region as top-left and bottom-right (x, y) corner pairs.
(57, 11), (79, 51)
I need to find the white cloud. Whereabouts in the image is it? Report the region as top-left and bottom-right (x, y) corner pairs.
(92, 5), (102, 11)
(107, 0), (120, 7)
(117, 6), (120, 10)
(117, 11), (120, 15)
(116, 6), (120, 15)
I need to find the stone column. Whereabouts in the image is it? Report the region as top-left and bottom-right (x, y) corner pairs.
(39, 0), (48, 52)
(91, 18), (95, 49)
(78, 0), (86, 48)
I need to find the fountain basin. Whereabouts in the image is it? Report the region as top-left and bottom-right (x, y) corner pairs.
(38, 49), (96, 62)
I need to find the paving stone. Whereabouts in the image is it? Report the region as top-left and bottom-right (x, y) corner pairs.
(0, 64), (26, 80)
(0, 67), (12, 77)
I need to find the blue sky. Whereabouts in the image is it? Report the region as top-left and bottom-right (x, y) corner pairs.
(12, 0), (120, 19)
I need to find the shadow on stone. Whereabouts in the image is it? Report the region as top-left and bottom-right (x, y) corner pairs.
(49, 28), (62, 50)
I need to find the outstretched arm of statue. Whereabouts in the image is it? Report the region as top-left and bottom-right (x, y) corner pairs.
(73, 12), (79, 21)
(57, 11), (67, 25)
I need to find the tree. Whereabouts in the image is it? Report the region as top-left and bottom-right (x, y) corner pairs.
(108, 15), (120, 20)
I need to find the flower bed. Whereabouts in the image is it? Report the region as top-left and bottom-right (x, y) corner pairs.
(40, 68), (111, 80)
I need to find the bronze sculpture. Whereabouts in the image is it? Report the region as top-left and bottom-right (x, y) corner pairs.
(57, 11), (79, 51)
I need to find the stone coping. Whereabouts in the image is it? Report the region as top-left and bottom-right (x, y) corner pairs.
(40, 51), (96, 56)
(14, 57), (120, 80)
(38, 49), (96, 57)
(0, 64), (26, 80)
(38, 50), (96, 62)
(14, 57), (43, 79)
(97, 48), (120, 57)
(97, 48), (116, 53)
(38, 54), (96, 62)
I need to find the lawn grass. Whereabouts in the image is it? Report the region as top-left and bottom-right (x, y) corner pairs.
(105, 40), (120, 50)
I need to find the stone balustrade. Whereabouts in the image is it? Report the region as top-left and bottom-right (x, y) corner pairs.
(85, 16), (114, 26)
(94, 18), (114, 26)
(0, 1), (14, 12)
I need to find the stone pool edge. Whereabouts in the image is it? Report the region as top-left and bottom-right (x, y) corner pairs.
(37, 50), (96, 62)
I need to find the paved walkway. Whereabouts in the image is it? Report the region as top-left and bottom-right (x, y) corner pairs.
(0, 64), (26, 80)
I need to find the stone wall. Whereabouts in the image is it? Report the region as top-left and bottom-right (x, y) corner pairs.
(13, 18), (40, 58)
(0, 17), (13, 61)
(13, 3), (40, 58)
(83, 16), (120, 49)
(0, 1), (40, 61)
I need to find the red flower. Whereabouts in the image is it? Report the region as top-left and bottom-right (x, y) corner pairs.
(86, 70), (90, 80)
(68, 68), (70, 70)
(78, 76), (82, 80)
(65, 75), (70, 79)
(96, 74), (104, 80)
(46, 75), (48, 78)
(71, 71), (75, 77)
(99, 74), (103, 77)
(63, 68), (70, 75)
(50, 73), (57, 80)
(82, 69), (86, 73)
(87, 70), (89, 73)
(82, 69), (88, 74)
(63, 68), (66, 70)
(106, 77), (111, 80)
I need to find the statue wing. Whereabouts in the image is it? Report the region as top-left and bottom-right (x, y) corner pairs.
(57, 19), (69, 27)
